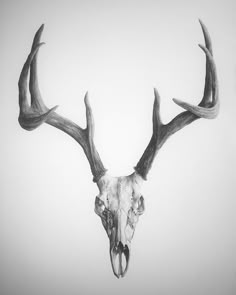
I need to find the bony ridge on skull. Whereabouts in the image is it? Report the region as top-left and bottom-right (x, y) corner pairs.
(95, 172), (145, 278)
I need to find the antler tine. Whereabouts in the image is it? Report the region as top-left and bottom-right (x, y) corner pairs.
(18, 42), (58, 130)
(172, 20), (219, 119)
(29, 24), (48, 113)
(135, 20), (219, 180)
(199, 19), (212, 106)
(18, 25), (106, 182)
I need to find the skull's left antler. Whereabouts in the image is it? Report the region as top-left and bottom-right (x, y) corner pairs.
(18, 24), (107, 182)
(134, 20), (219, 180)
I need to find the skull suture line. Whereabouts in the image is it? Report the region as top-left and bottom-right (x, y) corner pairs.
(18, 20), (219, 278)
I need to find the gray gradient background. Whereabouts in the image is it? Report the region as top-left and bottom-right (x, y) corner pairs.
(1, 0), (235, 294)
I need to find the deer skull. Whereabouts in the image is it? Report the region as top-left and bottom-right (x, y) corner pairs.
(95, 173), (144, 278)
(18, 21), (219, 278)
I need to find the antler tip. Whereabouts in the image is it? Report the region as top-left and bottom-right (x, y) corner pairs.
(198, 18), (203, 25)
(198, 19), (207, 32)
(154, 87), (160, 102)
(172, 98), (181, 106)
(36, 24), (45, 37)
(84, 91), (89, 101)
(51, 105), (59, 112)
(84, 91), (92, 109)
(198, 18), (208, 32)
(198, 43), (204, 50)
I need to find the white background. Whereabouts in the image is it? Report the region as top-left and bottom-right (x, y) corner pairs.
(1, 0), (235, 294)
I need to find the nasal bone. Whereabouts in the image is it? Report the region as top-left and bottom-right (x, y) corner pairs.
(116, 209), (126, 246)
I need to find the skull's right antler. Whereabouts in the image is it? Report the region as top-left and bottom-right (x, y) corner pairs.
(134, 20), (219, 180)
(18, 24), (107, 182)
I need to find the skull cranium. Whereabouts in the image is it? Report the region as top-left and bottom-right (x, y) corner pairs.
(95, 173), (145, 278)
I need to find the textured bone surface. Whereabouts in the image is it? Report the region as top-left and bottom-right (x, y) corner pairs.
(95, 172), (144, 278)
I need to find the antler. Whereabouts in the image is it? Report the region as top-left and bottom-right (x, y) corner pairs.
(18, 24), (107, 182)
(134, 20), (219, 180)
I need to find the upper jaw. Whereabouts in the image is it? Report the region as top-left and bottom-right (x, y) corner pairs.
(110, 241), (130, 278)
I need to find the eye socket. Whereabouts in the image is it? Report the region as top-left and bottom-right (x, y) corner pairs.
(95, 196), (105, 207)
(94, 196), (105, 216)
(137, 196), (145, 215)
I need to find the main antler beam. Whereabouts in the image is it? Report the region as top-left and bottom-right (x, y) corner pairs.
(134, 20), (219, 180)
(18, 24), (107, 182)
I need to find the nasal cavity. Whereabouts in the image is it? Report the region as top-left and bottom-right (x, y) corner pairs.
(116, 242), (129, 277)
(117, 241), (124, 252)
